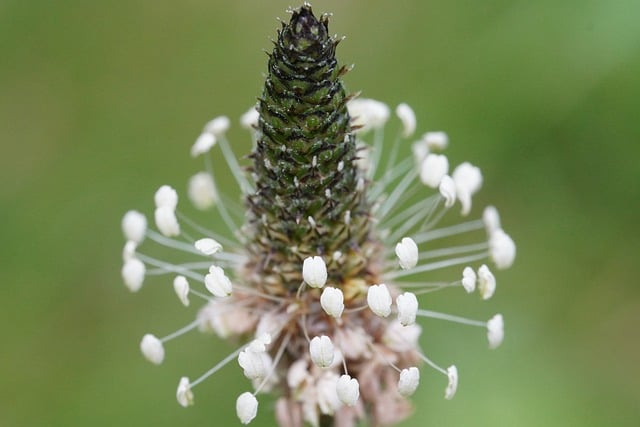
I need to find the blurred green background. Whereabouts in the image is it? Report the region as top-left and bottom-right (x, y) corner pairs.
(1, 0), (639, 426)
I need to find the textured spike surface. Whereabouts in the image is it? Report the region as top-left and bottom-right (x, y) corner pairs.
(244, 5), (379, 295)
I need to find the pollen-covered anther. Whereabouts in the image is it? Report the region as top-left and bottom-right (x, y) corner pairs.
(477, 264), (496, 300)
(395, 237), (418, 270)
(191, 132), (216, 157)
(176, 377), (194, 407)
(238, 347), (271, 380)
(420, 153), (449, 188)
(236, 392), (259, 424)
(489, 229), (516, 270)
(439, 175), (456, 208)
(205, 265), (233, 297)
(154, 206), (180, 237)
(188, 172), (218, 210)
(140, 333), (165, 365)
(347, 98), (390, 133)
(461, 266), (477, 293)
(452, 162), (483, 215)
(487, 314), (504, 349)
(121, 210), (147, 243)
(240, 106), (259, 129)
(398, 367), (420, 397)
(445, 365), (458, 400)
(483, 205), (501, 234)
(194, 237), (223, 255)
(320, 287), (344, 318)
(122, 257), (145, 292)
(336, 374), (360, 406)
(173, 275), (190, 306)
(367, 284), (392, 317)
(309, 335), (335, 368)
(396, 103), (416, 137)
(302, 256), (328, 288)
(396, 292), (419, 326)
(154, 185), (178, 209)
(203, 116), (230, 136)
(423, 131), (449, 150)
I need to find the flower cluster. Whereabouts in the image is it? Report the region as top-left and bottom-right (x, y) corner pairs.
(120, 4), (515, 427)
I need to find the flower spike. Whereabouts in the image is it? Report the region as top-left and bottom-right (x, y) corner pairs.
(119, 4), (516, 426)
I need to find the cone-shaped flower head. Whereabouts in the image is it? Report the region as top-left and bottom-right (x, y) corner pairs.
(119, 5), (516, 427)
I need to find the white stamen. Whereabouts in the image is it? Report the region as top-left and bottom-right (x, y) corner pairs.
(191, 132), (216, 157)
(309, 335), (335, 368)
(395, 237), (418, 270)
(396, 292), (419, 326)
(205, 265), (233, 297)
(122, 258), (145, 292)
(397, 367), (420, 397)
(238, 348), (271, 380)
(395, 103), (416, 137)
(445, 365), (458, 400)
(320, 287), (344, 318)
(461, 266), (476, 293)
(140, 333), (165, 365)
(240, 107), (260, 129)
(121, 210), (147, 243)
(194, 238), (223, 255)
(154, 185), (178, 210)
(203, 116), (230, 136)
(236, 392), (258, 424)
(154, 206), (180, 237)
(336, 374), (359, 406)
(302, 256), (327, 288)
(439, 175), (456, 208)
(423, 131), (449, 150)
(176, 377), (194, 407)
(173, 275), (190, 306)
(477, 264), (496, 300)
(188, 172), (218, 210)
(347, 98), (390, 133)
(489, 229), (516, 269)
(367, 284), (392, 317)
(452, 162), (483, 216)
(420, 153), (449, 188)
(482, 205), (501, 234)
(248, 333), (272, 353)
(487, 314), (504, 349)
